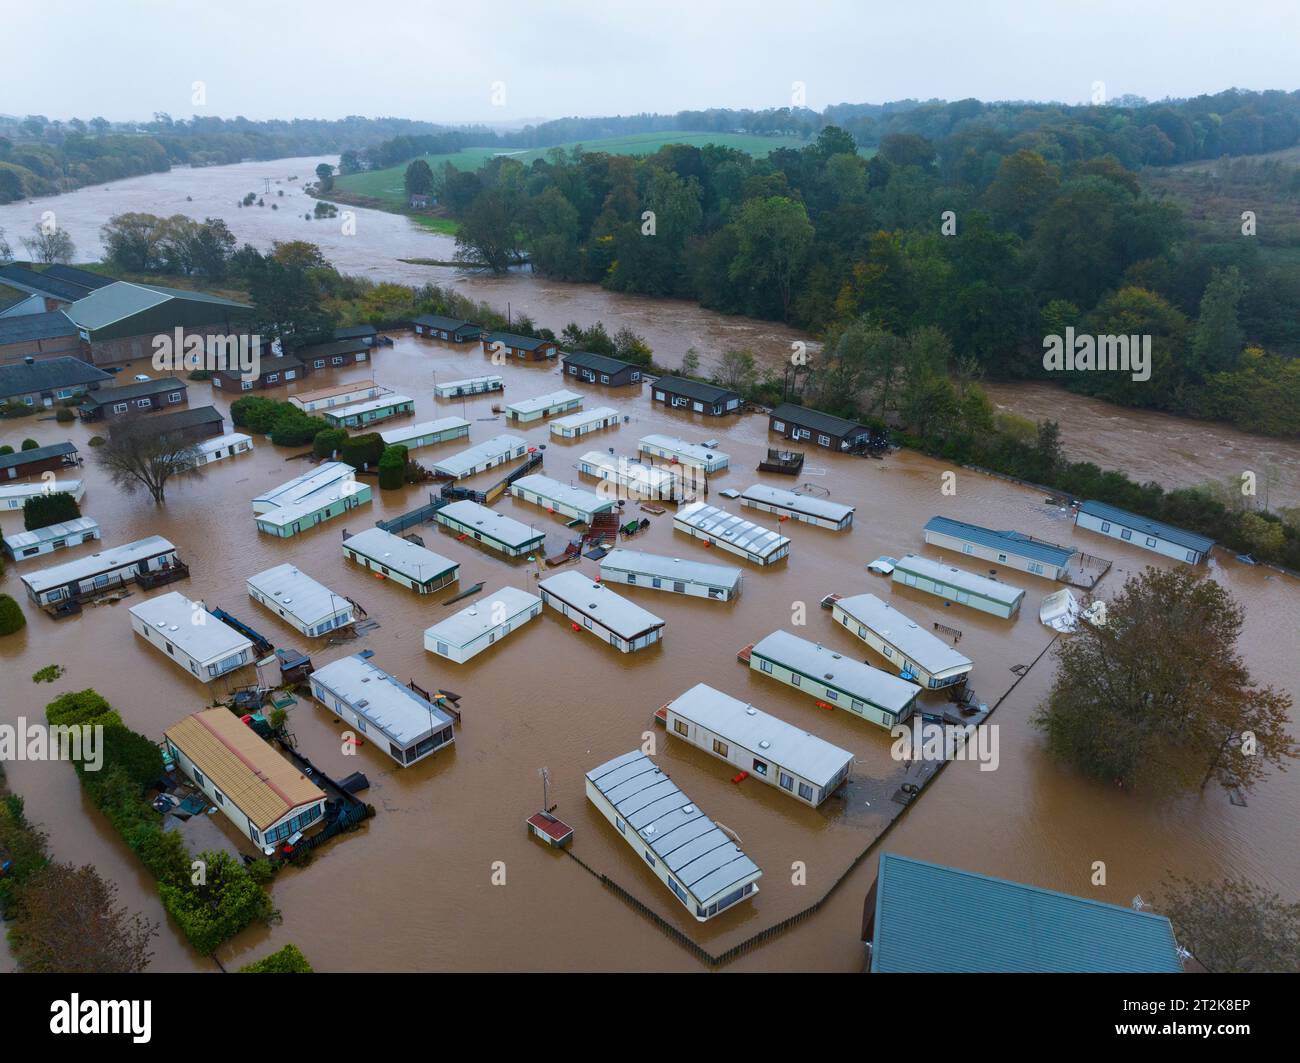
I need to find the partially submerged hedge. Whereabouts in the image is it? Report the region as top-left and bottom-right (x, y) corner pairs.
(47, 689), (276, 954)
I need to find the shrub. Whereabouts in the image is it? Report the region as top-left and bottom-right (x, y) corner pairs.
(20, 438), (39, 450)
(312, 428), (348, 459)
(377, 445), (407, 490)
(23, 490), (81, 531)
(32, 665), (64, 683)
(230, 396), (279, 433)
(158, 850), (274, 955)
(340, 432), (384, 470)
(240, 943), (313, 973)
(47, 689), (121, 730)
(0, 445), (12, 455)
(268, 409), (328, 447)
(54, 408), (74, 423)
(88, 435), (105, 447)
(0, 594), (26, 637)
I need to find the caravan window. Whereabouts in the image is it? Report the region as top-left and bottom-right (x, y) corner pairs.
(674, 719), (689, 737)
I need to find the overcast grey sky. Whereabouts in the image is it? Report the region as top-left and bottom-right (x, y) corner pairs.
(7, 0), (1299, 124)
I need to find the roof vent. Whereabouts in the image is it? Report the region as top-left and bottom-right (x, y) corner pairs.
(745, 707), (758, 716)
(682, 804), (695, 814)
(644, 823), (656, 834)
(759, 740), (771, 749)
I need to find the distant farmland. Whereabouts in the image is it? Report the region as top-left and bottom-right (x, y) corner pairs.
(334, 131), (811, 209)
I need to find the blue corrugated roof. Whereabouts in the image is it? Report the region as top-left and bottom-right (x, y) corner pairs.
(1077, 501), (1215, 554)
(870, 853), (1184, 973)
(924, 516), (1074, 567)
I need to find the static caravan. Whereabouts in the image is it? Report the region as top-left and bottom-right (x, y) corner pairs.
(1074, 500), (1214, 565)
(0, 479), (84, 510)
(320, 393), (415, 429)
(20, 535), (180, 607)
(768, 403), (872, 452)
(598, 548), (741, 602)
(246, 564), (355, 637)
(431, 434), (529, 480)
(663, 683), (853, 807)
(252, 461), (372, 538)
(831, 593), (973, 690)
(923, 516), (1073, 580)
(891, 554), (1025, 619)
(435, 499), (546, 557)
(538, 571), (665, 653)
(423, 586), (542, 663)
(252, 461), (358, 514)
(3, 517), (100, 562)
(342, 527), (459, 593)
(192, 432), (253, 467)
(577, 451), (684, 502)
(549, 406), (621, 439)
(413, 314), (482, 343)
(379, 417), (470, 452)
(637, 434), (730, 474)
(309, 653), (456, 767)
(509, 473), (617, 524)
(129, 591), (253, 681)
(505, 389), (582, 424)
(673, 502), (790, 566)
(747, 629), (920, 730)
(164, 709), (326, 850)
(289, 381), (391, 413)
(585, 750), (761, 922)
(740, 484), (854, 531)
(434, 375), (503, 399)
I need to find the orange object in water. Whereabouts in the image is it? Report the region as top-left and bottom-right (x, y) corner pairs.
(816, 701), (832, 710)
(571, 622), (581, 631)
(732, 771), (749, 784)
(374, 572), (385, 579)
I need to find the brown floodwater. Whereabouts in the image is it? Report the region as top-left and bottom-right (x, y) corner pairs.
(1, 159), (1298, 973)
(1, 331), (1297, 973)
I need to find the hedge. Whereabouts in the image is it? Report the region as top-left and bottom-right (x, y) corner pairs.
(0, 594), (26, 637)
(240, 943), (314, 973)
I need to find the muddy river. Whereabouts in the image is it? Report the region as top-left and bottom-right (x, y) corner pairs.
(0, 160), (1297, 972)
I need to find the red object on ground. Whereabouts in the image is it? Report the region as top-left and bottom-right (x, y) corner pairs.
(732, 771), (749, 784)
(571, 622), (581, 631)
(817, 701), (832, 710)
(526, 811), (573, 844)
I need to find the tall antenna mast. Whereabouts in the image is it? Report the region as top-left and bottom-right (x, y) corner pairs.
(539, 766), (550, 812)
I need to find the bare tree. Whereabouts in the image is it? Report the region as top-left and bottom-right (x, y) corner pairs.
(21, 222), (76, 264)
(1160, 874), (1300, 973)
(96, 422), (203, 504)
(0, 226), (12, 264)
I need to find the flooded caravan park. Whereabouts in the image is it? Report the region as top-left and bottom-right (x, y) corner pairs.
(1, 331), (1298, 973)
(5, 156), (1300, 509)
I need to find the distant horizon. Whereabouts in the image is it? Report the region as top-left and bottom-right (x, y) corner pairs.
(4, 86), (1294, 132)
(9, 0), (1300, 124)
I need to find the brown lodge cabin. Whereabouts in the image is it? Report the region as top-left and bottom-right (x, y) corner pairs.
(480, 331), (559, 361)
(561, 350), (644, 387)
(108, 405), (225, 445)
(210, 337), (373, 392)
(768, 402), (873, 452)
(79, 376), (188, 421)
(0, 441), (79, 482)
(649, 375), (742, 416)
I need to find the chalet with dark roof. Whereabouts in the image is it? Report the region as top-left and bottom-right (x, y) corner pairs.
(0, 311), (85, 365)
(0, 441), (79, 481)
(0, 356), (111, 408)
(211, 354), (305, 392)
(769, 402), (872, 451)
(109, 405), (225, 444)
(79, 376), (188, 421)
(294, 336), (372, 371)
(561, 350), (643, 387)
(480, 331), (558, 361)
(413, 314), (482, 343)
(650, 375), (742, 416)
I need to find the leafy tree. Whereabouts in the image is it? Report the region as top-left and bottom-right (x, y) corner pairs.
(9, 862), (157, 973)
(403, 159), (435, 197)
(1034, 567), (1296, 794)
(729, 196), (813, 320)
(249, 257), (334, 352)
(1189, 266), (1246, 377)
(20, 437), (38, 450)
(712, 350), (757, 394)
(1161, 875), (1300, 973)
(315, 162), (334, 191)
(312, 427), (349, 459)
(377, 445), (408, 490)
(454, 188), (521, 273)
(241, 943), (314, 973)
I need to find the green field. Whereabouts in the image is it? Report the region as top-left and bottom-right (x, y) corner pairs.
(334, 131), (809, 208)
